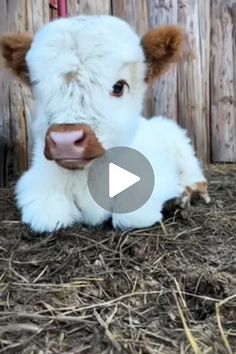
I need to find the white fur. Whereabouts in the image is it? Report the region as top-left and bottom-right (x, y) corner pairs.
(15, 16), (206, 233)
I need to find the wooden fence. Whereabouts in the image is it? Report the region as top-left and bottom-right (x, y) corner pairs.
(0, 0), (235, 186)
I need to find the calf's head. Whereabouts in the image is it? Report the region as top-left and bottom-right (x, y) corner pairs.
(0, 16), (183, 169)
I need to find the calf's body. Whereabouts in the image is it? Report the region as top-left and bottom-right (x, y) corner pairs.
(16, 116), (207, 233)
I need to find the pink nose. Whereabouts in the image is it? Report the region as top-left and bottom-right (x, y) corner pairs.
(47, 130), (85, 160)
(44, 124), (105, 168)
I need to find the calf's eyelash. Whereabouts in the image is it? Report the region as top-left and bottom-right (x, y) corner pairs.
(31, 79), (40, 86)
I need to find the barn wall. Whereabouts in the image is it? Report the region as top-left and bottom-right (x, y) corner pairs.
(0, 0), (235, 186)
(177, 0), (211, 163)
(0, 0), (49, 186)
(210, 0), (236, 162)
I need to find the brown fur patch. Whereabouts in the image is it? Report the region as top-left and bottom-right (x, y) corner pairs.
(195, 181), (208, 194)
(141, 26), (184, 83)
(0, 34), (32, 85)
(64, 71), (77, 84)
(186, 182), (208, 195)
(185, 181), (210, 204)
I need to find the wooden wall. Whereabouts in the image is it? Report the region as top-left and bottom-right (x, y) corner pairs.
(0, 0), (49, 186)
(0, 0), (235, 186)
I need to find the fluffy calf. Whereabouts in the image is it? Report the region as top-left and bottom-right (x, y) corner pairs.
(1, 16), (210, 233)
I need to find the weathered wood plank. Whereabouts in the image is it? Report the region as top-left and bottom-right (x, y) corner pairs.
(24, 0), (49, 166)
(50, 0), (59, 20)
(233, 3), (236, 122)
(67, 0), (111, 16)
(210, 0), (236, 162)
(0, 137), (8, 187)
(146, 0), (178, 121)
(177, 0), (210, 163)
(112, 0), (149, 36)
(26, 0), (50, 33)
(0, 1), (11, 186)
(0, 0), (49, 185)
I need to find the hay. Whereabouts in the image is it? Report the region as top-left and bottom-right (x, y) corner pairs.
(0, 164), (236, 354)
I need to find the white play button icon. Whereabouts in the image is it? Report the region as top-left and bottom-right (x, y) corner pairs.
(88, 147), (155, 213)
(109, 163), (141, 198)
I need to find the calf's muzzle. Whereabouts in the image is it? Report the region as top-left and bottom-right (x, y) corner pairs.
(44, 124), (105, 169)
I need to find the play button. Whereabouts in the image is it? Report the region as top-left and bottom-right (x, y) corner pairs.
(88, 147), (155, 213)
(109, 163), (140, 198)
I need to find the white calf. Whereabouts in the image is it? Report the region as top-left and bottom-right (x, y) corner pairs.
(0, 16), (209, 233)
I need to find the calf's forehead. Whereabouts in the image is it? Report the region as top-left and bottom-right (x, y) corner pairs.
(27, 16), (145, 77)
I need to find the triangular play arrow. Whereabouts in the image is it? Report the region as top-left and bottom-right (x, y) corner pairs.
(109, 162), (140, 198)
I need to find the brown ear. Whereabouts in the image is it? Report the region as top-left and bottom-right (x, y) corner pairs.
(0, 34), (32, 85)
(141, 26), (184, 83)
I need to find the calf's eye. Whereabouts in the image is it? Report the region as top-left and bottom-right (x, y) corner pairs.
(111, 80), (129, 97)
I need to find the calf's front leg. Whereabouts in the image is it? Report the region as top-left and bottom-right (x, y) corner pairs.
(176, 140), (210, 206)
(16, 162), (82, 233)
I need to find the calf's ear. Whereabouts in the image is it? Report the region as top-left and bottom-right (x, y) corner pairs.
(141, 26), (184, 83)
(0, 34), (32, 85)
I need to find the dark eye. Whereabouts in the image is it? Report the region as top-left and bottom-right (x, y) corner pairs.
(111, 80), (129, 97)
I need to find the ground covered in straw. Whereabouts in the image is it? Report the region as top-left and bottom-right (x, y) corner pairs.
(0, 165), (235, 354)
